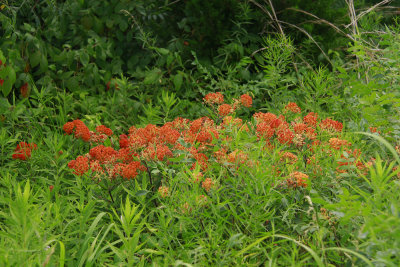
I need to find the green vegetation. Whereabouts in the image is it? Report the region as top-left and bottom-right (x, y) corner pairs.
(1, 0), (400, 266)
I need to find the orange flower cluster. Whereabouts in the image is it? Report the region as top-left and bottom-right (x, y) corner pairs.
(254, 108), (343, 148)
(240, 94), (253, 108)
(96, 125), (113, 136)
(285, 102), (301, 113)
(63, 119), (91, 141)
(68, 156), (89, 175)
(218, 104), (234, 116)
(329, 138), (351, 150)
(12, 142), (37, 160)
(158, 186), (169, 198)
(320, 118), (343, 132)
(203, 92), (224, 105)
(203, 92), (253, 117)
(280, 151), (298, 164)
(287, 171), (308, 188)
(202, 178), (215, 192)
(64, 95), (367, 201)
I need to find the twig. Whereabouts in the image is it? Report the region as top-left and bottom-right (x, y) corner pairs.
(160, 0), (182, 9)
(345, 0), (359, 36)
(108, 188), (115, 203)
(344, 0), (393, 29)
(286, 8), (356, 42)
(266, 0), (285, 37)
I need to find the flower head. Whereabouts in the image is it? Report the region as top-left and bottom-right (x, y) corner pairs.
(158, 186), (169, 198)
(122, 161), (142, 179)
(96, 125), (113, 136)
(287, 171), (308, 188)
(12, 142), (37, 160)
(68, 156), (89, 175)
(204, 92), (224, 105)
(285, 102), (301, 113)
(240, 94), (252, 108)
(218, 104), (234, 117)
(202, 178), (215, 192)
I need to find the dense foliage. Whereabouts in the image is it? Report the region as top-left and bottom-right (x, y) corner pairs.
(1, 0), (400, 266)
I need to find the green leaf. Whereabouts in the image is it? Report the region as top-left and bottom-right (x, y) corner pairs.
(135, 190), (150, 197)
(119, 20), (128, 31)
(36, 55), (48, 75)
(173, 73), (183, 91)
(80, 51), (89, 67)
(166, 54), (174, 66)
(59, 241), (65, 267)
(105, 19), (114, 28)
(66, 77), (79, 91)
(1, 66), (16, 97)
(155, 48), (169, 55)
(29, 51), (41, 68)
(144, 68), (162, 85)
(0, 97), (10, 113)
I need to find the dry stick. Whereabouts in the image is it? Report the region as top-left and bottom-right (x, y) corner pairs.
(286, 8), (356, 42)
(248, 0), (276, 29)
(345, 0), (359, 36)
(249, 0), (274, 20)
(108, 188), (115, 203)
(160, 0), (182, 9)
(265, 0), (285, 37)
(345, 0), (364, 79)
(346, 0), (361, 79)
(344, 0), (393, 29)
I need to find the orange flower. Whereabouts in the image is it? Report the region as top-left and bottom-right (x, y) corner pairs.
(256, 122), (275, 139)
(89, 145), (117, 163)
(158, 186), (169, 198)
(227, 149), (248, 164)
(287, 171), (308, 188)
(320, 118), (343, 132)
(280, 151), (298, 164)
(122, 161), (141, 179)
(303, 112), (318, 127)
(119, 134), (129, 148)
(63, 119), (91, 141)
(277, 127), (294, 145)
(218, 104), (234, 116)
(329, 138), (351, 150)
(253, 112), (277, 124)
(12, 142), (37, 160)
(293, 123), (307, 134)
(285, 102), (301, 113)
(90, 160), (104, 173)
(202, 178), (214, 192)
(96, 125), (113, 136)
(68, 156), (89, 175)
(204, 92), (224, 105)
(240, 94), (252, 107)
(63, 122), (75, 135)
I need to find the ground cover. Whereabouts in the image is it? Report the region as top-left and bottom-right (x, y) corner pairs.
(1, 1), (400, 266)
(1, 88), (400, 266)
